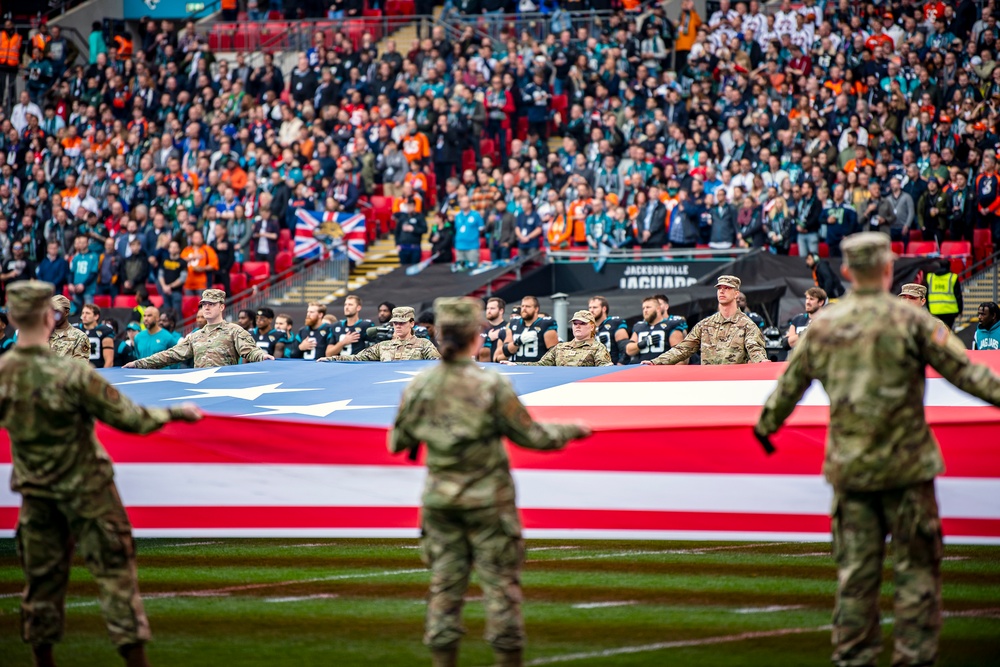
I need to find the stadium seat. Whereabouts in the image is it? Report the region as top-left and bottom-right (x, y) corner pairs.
(890, 241), (904, 255)
(275, 250), (294, 274)
(149, 295), (163, 308)
(369, 195), (393, 234)
(787, 243), (798, 257)
(145, 282), (158, 296)
(481, 138), (496, 164)
(818, 242), (829, 258)
(229, 271), (248, 295)
(93, 295), (112, 309)
(974, 229), (993, 263)
(908, 229), (924, 242)
(479, 248), (491, 263)
(516, 117), (528, 141)
(907, 241), (938, 256)
(243, 261), (272, 287)
(278, 228), (293, 252)
(941, 241), (972, 273)
(113, 295), (137, 309)
(425, 172), (437, 208)
(182, 296), (200, 319)
(462, 149), (476, 173)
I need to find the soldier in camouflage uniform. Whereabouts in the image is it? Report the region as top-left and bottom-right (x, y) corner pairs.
(501, 310), (612, 367)
(643, 275), (769, 365)
(389, 297), (590, 667)
(318, 306), (440, 362)
(899, 283), (928, 307)
(123, 289), (272, 369)
(48, 295), (89, 360)
(756, 233), (1000, 667)
(0, 281), (202, 667)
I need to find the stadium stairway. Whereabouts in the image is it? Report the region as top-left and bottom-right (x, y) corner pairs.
(957, 251), (1000, 330)
(271, 237), (400, 306)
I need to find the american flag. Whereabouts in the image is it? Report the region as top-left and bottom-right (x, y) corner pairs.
(1, 358), (998, 542)
(294, 209), (367, 263)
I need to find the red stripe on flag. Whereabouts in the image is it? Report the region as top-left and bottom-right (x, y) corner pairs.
(0, 506), (996, 539)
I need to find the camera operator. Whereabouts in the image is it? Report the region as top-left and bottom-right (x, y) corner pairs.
(318, 307), (440, 362)
(327, 294), (374, 358)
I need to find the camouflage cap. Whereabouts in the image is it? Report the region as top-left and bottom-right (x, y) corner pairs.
(570, 310), (596, 325)
(842, 232), (894, 270)
(6, 281), (55, 319)
(899, 283), (927, 299)
(50, 293), (71, 313)
(716, 275), (742, 290)
(390, 306), (416, 323)
(434, 298), (482, 328)
(200, 288), (226, 305)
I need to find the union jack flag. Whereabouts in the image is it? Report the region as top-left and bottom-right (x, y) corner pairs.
(294, 209), (367, 263)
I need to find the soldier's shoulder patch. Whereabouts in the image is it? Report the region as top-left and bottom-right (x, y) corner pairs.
(932, 324), (950, 346)
(104, 383), (121, 403)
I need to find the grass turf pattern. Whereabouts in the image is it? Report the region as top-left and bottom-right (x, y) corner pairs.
(0, 539), (997, 666)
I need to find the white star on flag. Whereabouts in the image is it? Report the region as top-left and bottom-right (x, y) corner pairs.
(116, 368), (266, 386)
(160, 383), (322, 402)
(240, 399), (394, 418)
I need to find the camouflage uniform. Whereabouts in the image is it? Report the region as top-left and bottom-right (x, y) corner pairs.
(49, 295), (89, 360)
(128, 321), (267, 368)
(512, 311), (612, 367)
(327, 308), (441, 361)
(389, 298), (587, 666)
(0, 281), (192, 653)
(756, 234), (1000, 667)
(331, 335), (441, 361)
(648, 311), (768, 365)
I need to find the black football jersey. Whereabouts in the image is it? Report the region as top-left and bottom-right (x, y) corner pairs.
(480, 322), (507, 361)
(596, 316), (629, 364)
(631, 316), (688, 363)
(252, 327), (283, 356)
(507, 316), (556, 362)
(330, 318), (374, 357)
(79, 323), (115, 367)
(293, 323), (334, 360)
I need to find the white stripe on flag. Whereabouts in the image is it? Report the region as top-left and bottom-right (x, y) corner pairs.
(0, 466), (995, 520)
(519, 378), (993, 408)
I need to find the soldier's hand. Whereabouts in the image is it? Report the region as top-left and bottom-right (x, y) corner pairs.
(263, 354), (275, 361)
(753, 427), (777, 455)
(317, 356), (332, 362)
(123, 361), (136, 369)
(499, 360), (516, 366)
(573, 422), (593, 438)
(176, 403), (204, 422)
(640, 360), (654, 366)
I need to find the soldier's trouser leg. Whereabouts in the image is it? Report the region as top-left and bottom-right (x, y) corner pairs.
(16, 496), (73, 646)
(420, 508), (472, 650)
(469, 504), (525, 654)
(71, 485), (151, 648)
(885, 482), (942, 667)
(831, 490), (887, 667)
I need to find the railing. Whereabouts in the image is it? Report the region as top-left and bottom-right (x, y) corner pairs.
(182, 254), (350, 331)
(959, 248), (1000, 282)
(14, 23), (89, 69)
(547, 246), (750, 263)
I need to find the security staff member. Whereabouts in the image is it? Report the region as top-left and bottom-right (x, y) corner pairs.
(0, 19), (23, 111)
(924, 260), (962, 329)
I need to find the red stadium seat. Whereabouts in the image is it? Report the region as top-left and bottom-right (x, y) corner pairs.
(480, 138), (496, 163)
(516, 117), (528, 141)
(941, 241), (972, 273)
(243, 261), (272, 287)
(278, 228), (293, 252)
(462, 149), (476, 173)
(182, 296), (200, 319)
(229, 271), (248, 295)
(890, 241), (905, 256)
(818, 242), (829, 258)
(787, 243), (798, 257)
(93, 295), (112, 309)
(149, 295), (163, 308)
(113, 295), (137, 309)
(908, 229), (924, 242)
(275, 250), (294, 274)
(907, 241), (938, 256)
(974, 229), (993, 263)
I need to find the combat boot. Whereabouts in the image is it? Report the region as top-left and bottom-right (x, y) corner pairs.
(493, 649), (523, 667)
(430, 646), (458, 667)
(119, 643), (151, 667)
(32, 643), (56, 667)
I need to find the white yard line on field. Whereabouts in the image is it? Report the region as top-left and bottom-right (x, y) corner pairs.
(154, 541), (223, 548)
(571, 601), (638, 609)
(519, 625), (834, 666)
(732, 605), (805, 614)
(535, 542), (790, 562)
(265, 594), (340, 603)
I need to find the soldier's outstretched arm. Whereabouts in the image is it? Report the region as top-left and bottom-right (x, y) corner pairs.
(127, 336), (192, 369)
(745, 321), (770, 363)
(919, 315), (1000, 407)
(594, 344), (613, 367)
(518, 347), (556, 367)
(235, 328), (269, 363)
(495, 375), (589, 449)
(388, 381), (422, 454)
(648, 323), (702, 365)
(422, 340), (442, 360)
(757, 338), (815, 436)
(77, 366), (201, 434)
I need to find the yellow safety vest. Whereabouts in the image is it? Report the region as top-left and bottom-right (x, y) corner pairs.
(926, 273), (959, 315)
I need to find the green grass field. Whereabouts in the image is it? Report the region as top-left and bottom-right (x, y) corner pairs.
(1, 539), (998, 666)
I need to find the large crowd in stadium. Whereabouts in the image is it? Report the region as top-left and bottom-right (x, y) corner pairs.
(1, 0), (1000, 363)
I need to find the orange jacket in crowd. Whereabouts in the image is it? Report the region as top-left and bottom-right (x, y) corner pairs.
(181, 244), (219, 292)
(402, 132), (430, 164)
